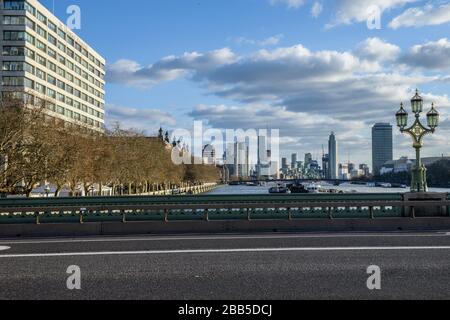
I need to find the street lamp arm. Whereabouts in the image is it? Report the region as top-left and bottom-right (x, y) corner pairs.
(400, 118), (434, 147)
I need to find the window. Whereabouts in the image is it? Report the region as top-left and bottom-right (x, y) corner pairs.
(58, 55), (66, 65)
(25, 32), (35, 45)
(35, 68), (46, 81)
(57, 80), (65, 90)
(57, 93), (65, 103)
(2, 15), (26, 25)
(2, 76), (23, 86)
(36, 11), (47, 24)
(47, 75), (56, 86)
(57, 67), (65, 78)
(48, 34), (57, 46)
(57, 42), (66, 52)
(3, 30), (26, 41)
(48, 47), (57, 59)
(67, 36), (75, 47)
(47, 61), (56, 72)
(57, 29), (66, 40)
(48, 21), (57, 33)
(24, 78), (34, 89)
(35, 82), (46, 94)
(25, 47), (34, 59)
(36, 54), (46, 66)
(47, 88), (56, 99)
(36, 39), (46, 52)
(2, 46), (24, 56)
(2, 61), (33, 74)
(57, 105), (65, 115)
(36, 25), (47, 38)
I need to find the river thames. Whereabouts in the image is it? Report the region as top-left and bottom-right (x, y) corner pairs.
(206, 184), (450, 195)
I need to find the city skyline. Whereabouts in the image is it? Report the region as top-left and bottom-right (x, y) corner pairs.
(37, 0), (450, 165)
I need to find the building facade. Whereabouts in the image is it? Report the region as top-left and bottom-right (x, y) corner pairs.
(328, 132), (338, 179)
(372, 123), (393, 176)
(0, 0), (106, 132)
(202, 144), (216, 166)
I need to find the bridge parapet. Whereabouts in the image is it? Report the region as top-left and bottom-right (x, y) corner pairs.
(0, 193), (448, 224)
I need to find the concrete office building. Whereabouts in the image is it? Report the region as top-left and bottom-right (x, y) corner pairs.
(372, 123), (393, 176)
(0, 0), (106, 132)
(328, 132), (338, 179)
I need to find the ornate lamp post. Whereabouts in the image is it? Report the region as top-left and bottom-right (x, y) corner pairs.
(396, 89), (440, 193)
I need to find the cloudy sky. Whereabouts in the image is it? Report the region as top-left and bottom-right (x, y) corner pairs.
(43, 0), (450, 165)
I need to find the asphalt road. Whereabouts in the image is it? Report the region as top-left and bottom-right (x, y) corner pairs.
(0, 232), (449, 300)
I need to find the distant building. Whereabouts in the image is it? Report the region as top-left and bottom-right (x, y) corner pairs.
(339, 163), (349, 180)
(202, 144), (216, 166)
(359, 164), (370, 177)
(304, 153), (313, 167)
(291, 153), (298, 170)
(328, 133), (338, 179)
(380, 156), (450, 175)
(372, 123), (393, 176)
(322, 154), (329, 179)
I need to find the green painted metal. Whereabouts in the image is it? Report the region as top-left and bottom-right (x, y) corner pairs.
(0, 193), (409, 224)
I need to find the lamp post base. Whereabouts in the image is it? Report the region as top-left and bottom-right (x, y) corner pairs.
(410, 164), (428, 193)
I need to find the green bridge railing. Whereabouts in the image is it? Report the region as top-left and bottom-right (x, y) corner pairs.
(0, 193), (448, 224)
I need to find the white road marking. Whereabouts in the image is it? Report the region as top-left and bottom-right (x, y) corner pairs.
(0, 232), (447, 245)
(1, 246), (450, 258)
(0, 246), (10, 251)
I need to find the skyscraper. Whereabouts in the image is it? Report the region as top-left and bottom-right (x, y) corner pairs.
(304, 153), (312, 167)
(372, 123), (393, 176)
(328, 132), (338, 179)
(291, 153), (298, 169)
(0, 0), (106, 132)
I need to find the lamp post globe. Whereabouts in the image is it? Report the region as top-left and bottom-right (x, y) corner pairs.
(411, 89), (423, 114)
(396, 103), (408, 130)
(427, 103), (439, 130)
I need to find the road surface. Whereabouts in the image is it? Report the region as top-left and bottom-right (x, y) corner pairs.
(0, 232), (449, 300)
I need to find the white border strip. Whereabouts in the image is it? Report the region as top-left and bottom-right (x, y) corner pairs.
(0, 232), (447, 245)
(1, 246), (450, 258)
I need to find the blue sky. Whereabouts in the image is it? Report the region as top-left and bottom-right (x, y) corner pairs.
(40, 0), (450, 165)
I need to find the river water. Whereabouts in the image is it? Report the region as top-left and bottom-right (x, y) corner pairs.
(206, 183), (450, 195)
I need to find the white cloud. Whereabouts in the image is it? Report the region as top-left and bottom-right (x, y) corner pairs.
(105, 104), (177, 134)
(311, 2), (323, 17)
(269, 0), (306, 9)
(106, 48), (237, 88)
(354, 37), (401, 63)
(234, 34), (284, 47)
(402, 38), (450, 70)
(107, 41), (450, 164)
(389, 3), (450, 29)
(327, 0), (419, 27)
